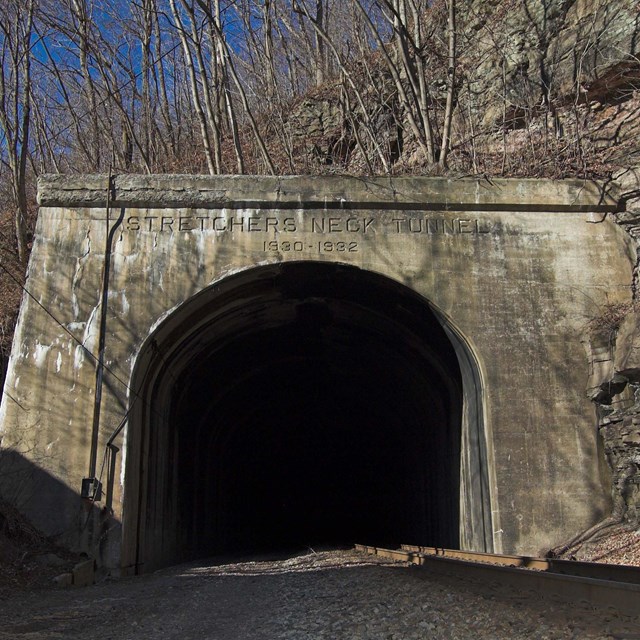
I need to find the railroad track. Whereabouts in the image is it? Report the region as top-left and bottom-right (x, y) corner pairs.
(354, 543), (640, 617)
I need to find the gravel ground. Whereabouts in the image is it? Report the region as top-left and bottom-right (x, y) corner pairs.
(1, 549), (639, 640)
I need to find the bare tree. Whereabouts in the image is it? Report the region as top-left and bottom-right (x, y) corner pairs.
(439, 0), (456, 168)
(170, 0), (220, 174)
(208, 0), (244, 173)
(69, 0), (102, 169)
(0, 0), (35, 263)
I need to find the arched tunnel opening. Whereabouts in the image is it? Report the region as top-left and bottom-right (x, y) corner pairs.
(126, 263), (470, 572)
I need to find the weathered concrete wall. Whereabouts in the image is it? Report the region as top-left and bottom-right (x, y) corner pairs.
(0, 175), (633, 569)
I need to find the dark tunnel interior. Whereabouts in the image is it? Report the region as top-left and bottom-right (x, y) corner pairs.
(136, 263), (464, 569)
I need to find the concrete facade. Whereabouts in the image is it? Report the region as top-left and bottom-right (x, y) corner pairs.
(0, 175), (633, 573)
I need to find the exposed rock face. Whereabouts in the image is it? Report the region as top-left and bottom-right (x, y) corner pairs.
(586, 295), (640, 531)
(464, 0), (640, 182)
(287, 96), (347, 165)
(286, 87), (401, 170)
(462, 0), (640, 122)
(584, 182), (640, 533)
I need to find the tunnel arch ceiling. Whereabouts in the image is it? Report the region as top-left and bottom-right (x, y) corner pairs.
(0, 175), (634, 572)
(124, 262), (490, 572)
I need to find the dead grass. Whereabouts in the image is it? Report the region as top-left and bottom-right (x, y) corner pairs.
(558, 524), (640, 566)
(0, 498), (80, 596)
(0, 207), (25, 362)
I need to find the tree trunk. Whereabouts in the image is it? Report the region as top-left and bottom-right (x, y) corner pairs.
(438, 0), (456, 168)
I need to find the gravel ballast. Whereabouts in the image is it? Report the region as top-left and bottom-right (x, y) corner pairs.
(0, 549), (639, 639)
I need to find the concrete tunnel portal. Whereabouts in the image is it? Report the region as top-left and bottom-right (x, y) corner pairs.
(124, 262), (486, 573)
(4, 176), (627, 572)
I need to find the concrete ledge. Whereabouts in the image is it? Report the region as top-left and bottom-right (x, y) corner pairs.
(37, 174), (619, 212)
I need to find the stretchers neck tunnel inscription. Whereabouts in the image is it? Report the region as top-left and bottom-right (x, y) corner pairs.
(0, 175), (631, 575)
(124, 213), (494, 235)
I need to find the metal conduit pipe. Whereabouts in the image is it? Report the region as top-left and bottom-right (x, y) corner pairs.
(82, 173), (126, 501)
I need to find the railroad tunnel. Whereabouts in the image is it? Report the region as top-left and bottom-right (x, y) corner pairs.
(124, 262), (485, 573)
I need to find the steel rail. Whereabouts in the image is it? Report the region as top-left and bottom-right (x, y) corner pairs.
(354, 544), (640, 617)
(399, 544), (640, 584)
